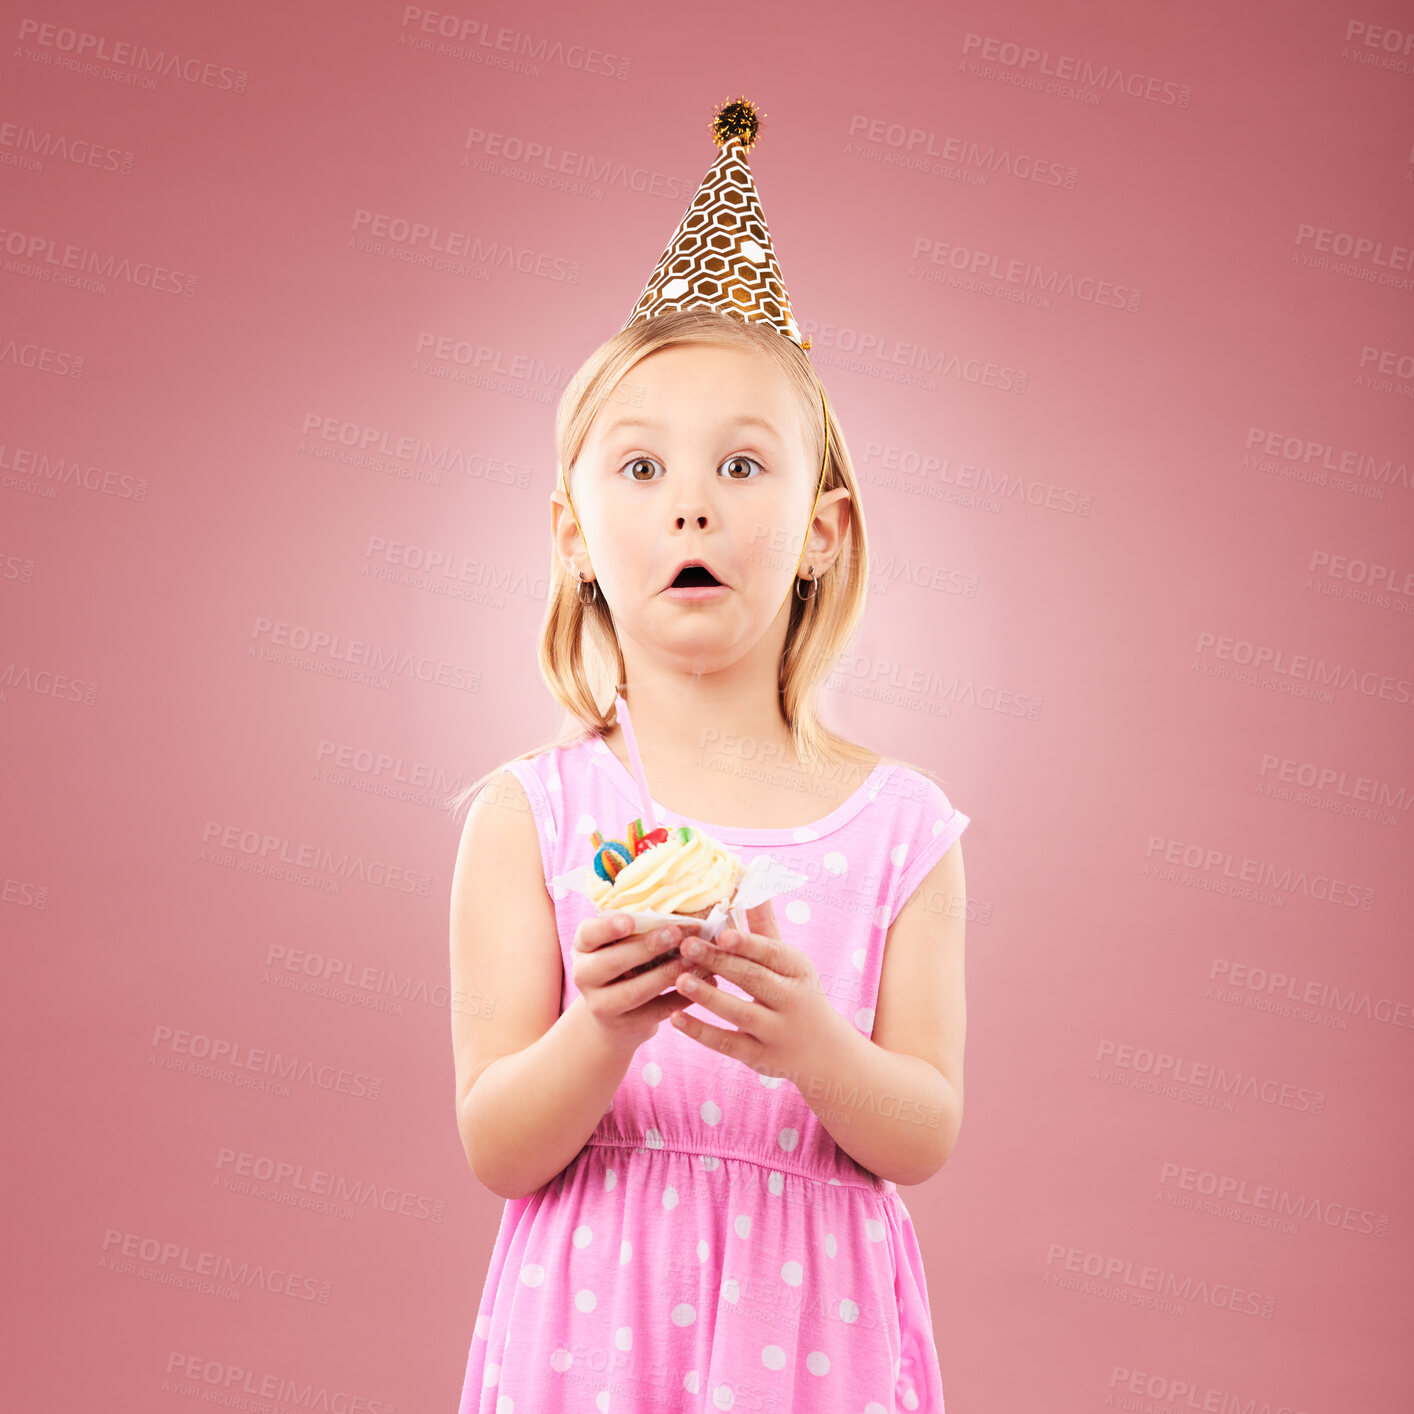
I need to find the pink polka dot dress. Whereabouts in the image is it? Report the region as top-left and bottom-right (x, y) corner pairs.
(458, 731), (970, 1414)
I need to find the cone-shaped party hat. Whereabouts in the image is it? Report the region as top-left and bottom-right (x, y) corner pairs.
(621, 96), (810, 352)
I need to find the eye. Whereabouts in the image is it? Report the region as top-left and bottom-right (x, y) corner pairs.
(720, 455), (764, 480)
(618, 456), (663, 482)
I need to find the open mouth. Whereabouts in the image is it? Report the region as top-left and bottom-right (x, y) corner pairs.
(670, 564), (723, 588)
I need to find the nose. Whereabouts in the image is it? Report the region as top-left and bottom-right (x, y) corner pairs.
(668, 473), (712, 530)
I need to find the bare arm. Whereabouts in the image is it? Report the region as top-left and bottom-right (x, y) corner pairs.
(449, 768), (704, 1200)
(792, 838), (966, 1185)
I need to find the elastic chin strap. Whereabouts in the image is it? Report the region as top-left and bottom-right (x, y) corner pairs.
(558, 365), (832, 660)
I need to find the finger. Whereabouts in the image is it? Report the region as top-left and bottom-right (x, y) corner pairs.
(606, 947), (696, 1008)
(745, 897), (782, 941)
(577, 912), (639, 952)
(673, 970), (758, 1028)
(668, 1008), (752, 1060)
(598, 926), (681, 984)
(677, 938), (784, 1002)
(694, 922), (804, 983)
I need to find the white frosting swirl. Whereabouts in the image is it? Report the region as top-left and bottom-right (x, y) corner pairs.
(588, 826), (742, 916)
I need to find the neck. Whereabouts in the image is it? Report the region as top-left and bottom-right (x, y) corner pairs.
(614, 629), (799, 773)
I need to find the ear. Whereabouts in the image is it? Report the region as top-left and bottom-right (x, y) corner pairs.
(802, 486), (852, 576)
(549, 485), (590, 577)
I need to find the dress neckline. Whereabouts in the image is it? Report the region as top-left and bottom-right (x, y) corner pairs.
(584, 734), (893, 845)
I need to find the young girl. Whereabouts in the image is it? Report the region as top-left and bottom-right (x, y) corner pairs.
(449, 101), (970, 1414)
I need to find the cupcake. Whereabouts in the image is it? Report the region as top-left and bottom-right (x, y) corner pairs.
(587, 819), (744, 980)
(587, 819), (744, 923)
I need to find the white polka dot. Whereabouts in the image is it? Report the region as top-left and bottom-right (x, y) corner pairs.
(734, 1214), (752, 1239)
(839, 1297), (860, 1322)
(572, 1225), (593, 1247)
(865, 1218), (885, 1242)
(575, 1288), (597, 1312)
(595, 1391), (609, 1413)
(805, 1351), (830, 1375)
(671, 1302), (697, 1326)
(902, 1389), (920, 1410)
(851, 947), (866, 972)
(550, 1349), (573, 1372)
(520, 1264), (545, 1287)
(866, 1405), (888, 1414)
(642, 1061), (663, 1086)
(484, 1360), (501, 1386)
(767, 1172), (784, 1196)
(576, 812), (599, 839)
(546, 771), (561, 792)
(644, 1127), (664, 1149)
(711, 1384), (736, 1410)
(761, 1345), (787, 1369)
(604, 1168), (617, 1191)
(785, 899), (810, 925)
(824, 1233), (838, 1257)
(697, 1239), (711, 1262)
(700, 1155), (720, 1170)
(663, 1185), (679, 1210)
(684, 1371), (702, 1394)
(474, 1312), (490, 1340)
(933, 817), (947, 837)
(874, 904), (892, 929)
(619, 1239), (632, 1264)
(740, 238), (765, 264)
(854, 1006), (875, 1032)
(823, 851), (847, 875)
(722, 1275), (741, 1303)
(496, 1396), (514, 1414)
(781, 1260), (803, 1286)
(777, 1127), (799, 1152)
(701, 1099), (722, 1124)
(758, 1073), (784, 1089)
(891, 843), (909, 867)
(615, 1326), (633, 1350)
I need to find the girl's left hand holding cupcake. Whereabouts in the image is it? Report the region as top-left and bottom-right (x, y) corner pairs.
(669, 897), (846, 1078)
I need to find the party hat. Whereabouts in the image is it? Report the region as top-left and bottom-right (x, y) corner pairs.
(621, 96), (811, 352)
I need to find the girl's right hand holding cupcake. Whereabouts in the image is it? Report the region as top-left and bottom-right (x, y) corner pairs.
(572, 913), (711, 1052)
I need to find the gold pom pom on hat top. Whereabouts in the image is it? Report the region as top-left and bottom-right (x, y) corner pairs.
(621, 94), (812, 352)
(708, 94), (761, 152)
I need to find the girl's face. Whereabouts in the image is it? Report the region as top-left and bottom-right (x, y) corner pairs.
(555, 341), (847, 676)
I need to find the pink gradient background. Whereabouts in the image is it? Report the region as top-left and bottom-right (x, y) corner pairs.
(4, 1), (1412, 1409)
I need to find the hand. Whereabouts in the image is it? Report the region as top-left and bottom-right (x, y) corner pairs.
(667, 898), (846, 1080)
(571, 912), (716, 1053)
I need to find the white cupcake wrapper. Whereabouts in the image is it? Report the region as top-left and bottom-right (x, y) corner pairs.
(551, 854), (810, 943)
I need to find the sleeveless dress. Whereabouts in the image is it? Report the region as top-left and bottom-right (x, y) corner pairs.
(458, 730), (970, 1414)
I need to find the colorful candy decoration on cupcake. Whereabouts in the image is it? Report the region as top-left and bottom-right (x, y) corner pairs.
(591, 818), (701, 883)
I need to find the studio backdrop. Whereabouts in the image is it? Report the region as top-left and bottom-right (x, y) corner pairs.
(5, 1), (1411, 1410)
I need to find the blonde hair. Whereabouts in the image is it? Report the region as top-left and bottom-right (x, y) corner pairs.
(446, 307), (943, 822)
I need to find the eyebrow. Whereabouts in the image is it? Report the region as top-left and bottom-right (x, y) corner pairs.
(600, 413), (784, 442)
